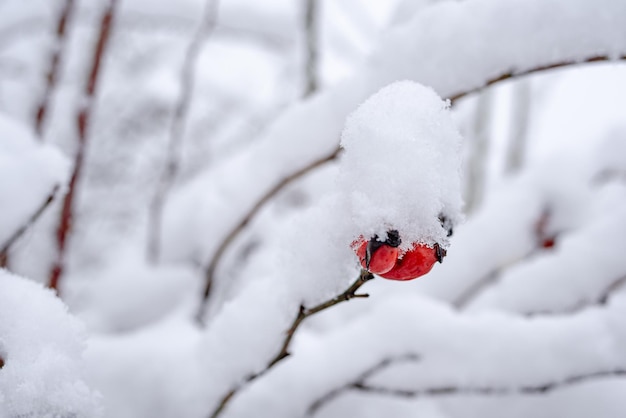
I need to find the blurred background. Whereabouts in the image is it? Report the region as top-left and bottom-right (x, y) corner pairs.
(1, 0), (626, 417)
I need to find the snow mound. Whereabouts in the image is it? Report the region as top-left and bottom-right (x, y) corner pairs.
(0, 269), (101, 417)
(339, 81), (463, 249)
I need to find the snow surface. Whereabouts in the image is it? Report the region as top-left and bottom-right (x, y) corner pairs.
(0, 269), (101, 417)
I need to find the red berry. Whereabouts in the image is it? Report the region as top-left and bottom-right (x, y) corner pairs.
(353, 237), (399, 274)
(352, 237), (440, 281)
(378, 243), (438, 281)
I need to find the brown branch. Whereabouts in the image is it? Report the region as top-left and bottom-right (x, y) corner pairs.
(307, 354), (420, 416)
(197, 147), (340, 320)
(148, 0), (220, 263)
(48, 0), (118, 293)
(448, 55), (626, 103)
(0, 185), (60, 268)
(350, 369), (626, 398)
(208, 269), (374, 418)
(35, 0), (75, 138)
(0, 356), (3, 369)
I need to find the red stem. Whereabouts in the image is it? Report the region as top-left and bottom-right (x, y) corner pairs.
(48, 0), (118, 292)
(35, 0), (75, 138)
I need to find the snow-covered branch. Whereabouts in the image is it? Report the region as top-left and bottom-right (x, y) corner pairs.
(209, 270), (374, 418)
(350, 368), (626, 398)
(307, 354), (420, 416)
(0, 185), (59, 267)
(148, 0), (219, 262)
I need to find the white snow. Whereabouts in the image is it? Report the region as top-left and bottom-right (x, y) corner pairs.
(0, 269), (101, 417)
(339, 81), (463, 248)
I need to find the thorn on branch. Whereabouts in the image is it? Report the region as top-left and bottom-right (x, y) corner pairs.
(208, 269), (374, 418)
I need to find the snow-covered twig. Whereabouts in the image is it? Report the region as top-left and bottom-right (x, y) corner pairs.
(148, 0), (219, 263)
(208, 269), (374, 418)
(34, 0), (75, 138)
(524, 275), (626, 317)
(48, 0), (118, 292)
(198, 148), (339, 318)
(307, 354), (420, 416)
(349, 369), (626, 398)
(0, 185), (59, 268)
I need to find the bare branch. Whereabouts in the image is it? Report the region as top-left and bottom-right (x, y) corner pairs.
(448, 55), (626, 103)
(48, 0), (118, 293)
(35, 0), (76, 138)
(0, 185), (60, 268)
(148, 0), (220, 263)
(208, 269), (374, 418)
(307, 354), (420, 416)
(303, 0), (318, 97)
(197, 147), (340, 319)
(351, 369), (626, 398)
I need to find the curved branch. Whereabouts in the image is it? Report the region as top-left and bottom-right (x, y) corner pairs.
(148, 0), (220, 262)
(524, 274), (626, 317)
(208, 269), (374, 418)
(351, 369), (626, 398)
(197, 148), (340, 319)
(308, 354), (420, 416)
(447, 55), (626, 103)
(0, 185), (60, 268)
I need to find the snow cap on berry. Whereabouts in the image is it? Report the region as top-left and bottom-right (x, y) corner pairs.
(338, 81), (463, 249)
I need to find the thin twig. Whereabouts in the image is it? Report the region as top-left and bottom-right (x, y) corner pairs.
(148, 0), (219, 263)
(525, 275), (626, 317)
(448, 55), (626, 103)
(0, 185), (60, 268)
(303, 0), (318, 97)
(35, 0), (75, 138)
(307, 354), (420, 416)
(198, 148), (340, 320)
(198, 56), (626, 318)
(48, 0), (118, 293)
(351, 369), (626, 398)
(208, 269), (375, 418)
